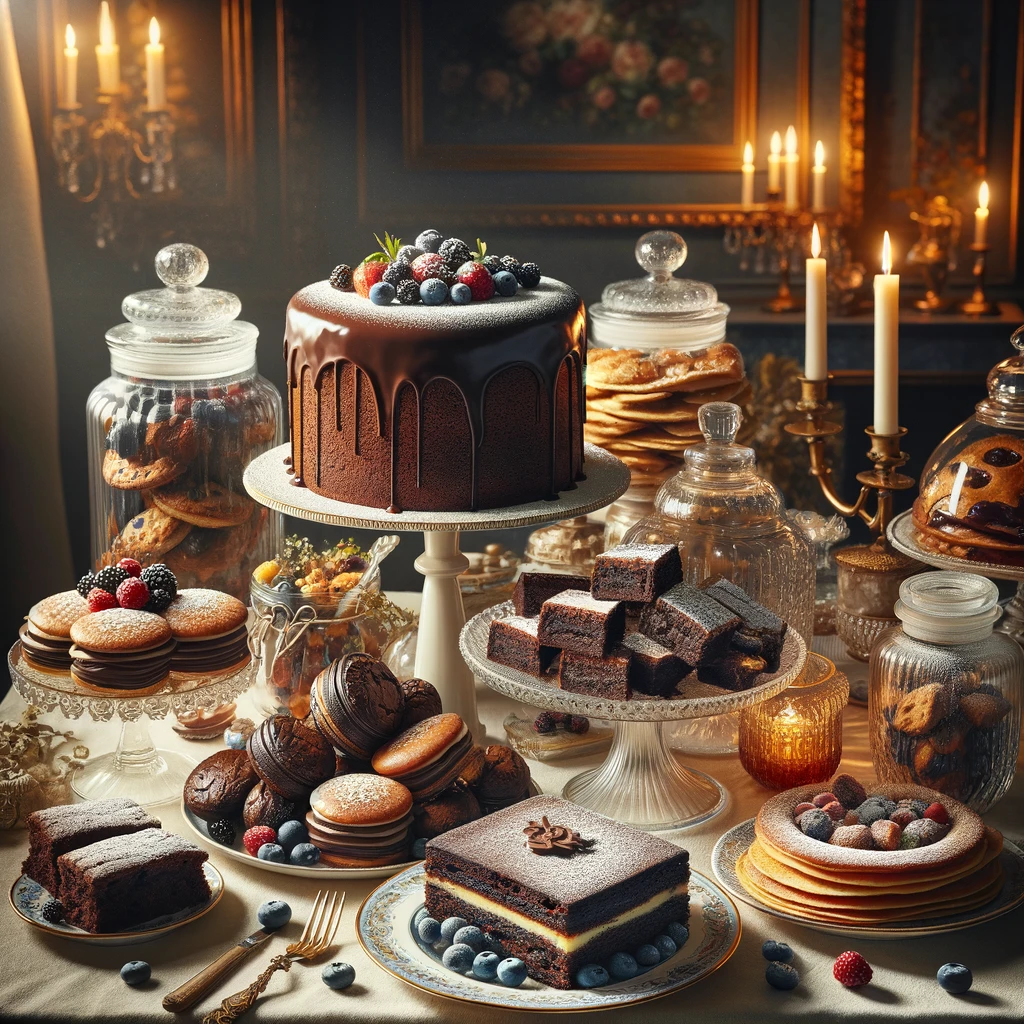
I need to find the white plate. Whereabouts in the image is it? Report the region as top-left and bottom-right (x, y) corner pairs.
(712, 818), (1024, 939)
(357, 863), (741, 1012)
(9, 861), (223, 946)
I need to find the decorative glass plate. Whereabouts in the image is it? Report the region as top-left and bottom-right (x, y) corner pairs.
(9, 861), (223, 946)
(356, 863), (741, 1012)
(712, 818), (1024, 939)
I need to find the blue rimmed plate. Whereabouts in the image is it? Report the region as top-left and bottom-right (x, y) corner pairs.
(356, 863), (740, 1012)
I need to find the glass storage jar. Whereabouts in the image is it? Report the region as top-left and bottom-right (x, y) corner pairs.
(869, 571), (1022, 811)
(623, 401), (815, 753)
(86, 244), (281, 600)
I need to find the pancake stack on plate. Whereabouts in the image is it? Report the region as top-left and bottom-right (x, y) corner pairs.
(737, 784), (1004, 927)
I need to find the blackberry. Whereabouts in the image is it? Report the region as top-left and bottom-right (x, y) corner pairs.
(482, 255), (503, 275)
(76, 572), (97, 599)
(141, 563), (178, 598)
(396, 279), (421, 305)
(94, 565), (130, 596)
(567, 715), (590, 735)
(329, 264), (353, 290)
(41, 898), (65, 923)
(208, 819), (236, 846)
(499, 255), (522, 279)
(533, 711), (557, 734)
(146, 588), (174, 614)
(382, 259), (412, 287)
(517, 262), (541, 288)
(438, 238), (472, 270)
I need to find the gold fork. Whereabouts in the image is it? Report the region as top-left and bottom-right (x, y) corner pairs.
(201, 890), (345, 1024)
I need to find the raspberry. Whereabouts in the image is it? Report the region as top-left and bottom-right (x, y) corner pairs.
(208, 819), (236, 846)
(87, 588), (119, 612)
(833, 950), (872, 987)
(76, 572), (97, 599)
(456, 261), (495, 301)
(116, 558), (143, 578)
(923, 801), (949, 825)
(243, 825), (277, 857)
(820, 800), (846, 821)
(116, 577), (151, 609)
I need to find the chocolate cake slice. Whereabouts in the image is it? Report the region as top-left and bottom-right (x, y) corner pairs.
(424, 795), (689, 989)
(638, 581), (740, 664)
(591, 543), (682, 603)
(57, 827), (210, 933)
(487, 616), (559, 675)
(622, 632), (689, 696)
(513, 572), (591, 617)
(558, 646), (632, 700)
(537, 590), (625, 658)
(22, 798), (161, 896)
(700, 577), (787, 671)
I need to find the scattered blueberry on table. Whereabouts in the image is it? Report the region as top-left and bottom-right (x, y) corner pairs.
(937, 963), (973, 994)
(257, 900), (291, 931)
(321, 962), (355, 990)
(762, 940), (794, 963)
(120, 961), (151, 986)
(766, 962), (800, 990)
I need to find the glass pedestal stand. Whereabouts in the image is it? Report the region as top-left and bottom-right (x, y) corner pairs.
(461, 604), (807, 831)
(243, 444), (631, 741)
(8, 644), (255, 805)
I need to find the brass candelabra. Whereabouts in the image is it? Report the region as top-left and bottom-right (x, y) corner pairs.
(959, 242), (998, 316)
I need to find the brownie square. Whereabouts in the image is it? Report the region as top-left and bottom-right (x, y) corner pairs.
(559, 646), (632, 700)
(622, 633), (689, 697)
(638, 581), (740, 664)
(591, 543), (682, 603)
(513, 572), (591, 617)
(537, 590), (625, 658)
(487, 616), (559, 675)
(700, 578), (787, 671)
(697, 651), (768, 691)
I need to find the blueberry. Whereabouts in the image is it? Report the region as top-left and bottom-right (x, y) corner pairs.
(450, 282), (472, 305)
(652, 934), (677, 960)
(108, 418), (141, 459)
(937, 962), (973, 994)
(120, 960), (151, 986)
(276, 820), (308, 852)
(417, 917), (441, 943)
(412, 906), (430, 928)
(289, 843), (320, 866)
(411, 837), (428, 859)
(369, 281), (396, 305)
(576, 964), (609, 988)
(440, 916), (468, 942)
(492, 270), (519, 297)
(607, 952), (639, 980)
(797, 807), (834, 842)
(766, 961), (800, 990)
(257, 900), (292, 930)
(496, 957), (528, 987)
(635, 944), (661, 967)
(762, 940), (794, 963)
(665, 921), (689, 948)
(416, 229), (444, 253)
(112, 488), (145, 531)
(473, 950), (500, 980)
(420, 278), (449, 306)
(453, 925), (485, 951)
(442, 943), (476, 973)
(321, 961), (355, 990)
(257, 843), (287, 863)
(397, 245), (424, 264)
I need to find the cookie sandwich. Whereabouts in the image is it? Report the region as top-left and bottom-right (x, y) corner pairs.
(69, 609), (175, 690)
(162, 588), (250, 674)
(371, 713), (474, 801)
(20, 591), (88, 671)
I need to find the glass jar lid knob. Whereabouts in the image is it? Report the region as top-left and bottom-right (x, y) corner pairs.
(699, 401), (740, 443)
(155, 243), (209, 291)
(636, 230), (688, 283)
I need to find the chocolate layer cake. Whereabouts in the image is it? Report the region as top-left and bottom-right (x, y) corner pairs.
(424, 795), (689, 989)
(283, 279), (586, 512)
(22, 798), (161, 896)
(57, 827), (210, 933)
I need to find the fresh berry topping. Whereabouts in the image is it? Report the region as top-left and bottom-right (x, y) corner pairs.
(492, 270), (519, 297)
(797, 807), (834, 841)
(369, 281), (396, 305)
(517, 262), (541, 288)
(397, 279), (421, 304)
(243, 825), (277, 857)
(533, 711), (557, 733)
(140, 563), (178, 597)
(766, 962), (800, 990)
(208, 819), (236, 846)
(382, 258), (413, 287)
(397, 244), (424, 264)
(923, 801), (949, 825)
(499, 255), (522, 278)
(76, 573), (97, 599)
(87, 587), (119, 613)
(482, 255), (503, 275)
(94, 565), (131, 596)
(41, 897), (65, 923)
(438, 237), (472, 270)
(116, 558), (143, 578)
(257, 842), (287, 863)
(329, 264), (353, 290)
(820, 800), (846, 821)
(411, 252), (454, 284)
(833, 951), (872, 988)
(567, 715), (590, 734)
(116, 577), (151, 610)
(450, 282), (473, 305)
(420, 278), (449, 305)
(353, 259), (387, 298)
(415, 228), (444, 253)
(456, 261), (495, 301)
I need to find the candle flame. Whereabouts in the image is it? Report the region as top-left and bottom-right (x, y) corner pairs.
(770, 130), (782, 156)
(882, 230), (893, 274)
(979, 180), (989, 211)
(99, 1), (115, 48)
(149, 16), (160, 46)
(811, 222), (821, 258)
(814, 139), (824, 169)
(65, 23), (75, 49)
(743, 140), (753, 165)
(785, 125), (797, 156)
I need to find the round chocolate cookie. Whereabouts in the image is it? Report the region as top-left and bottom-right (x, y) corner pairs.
(242, 779), (297, 830)
(371, 713), (474, 802)
(398, 677), (443, 730)
(184, 748), (260, 822)
(412, 783), (481, 839)
(247, 715), (337, 801)
(471, 744), (532, 804)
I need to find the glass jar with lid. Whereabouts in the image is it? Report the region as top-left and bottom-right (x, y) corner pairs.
(622, 401), (815, 753)
(86, 243), (282, 600)
(869, 571), (1022, 811)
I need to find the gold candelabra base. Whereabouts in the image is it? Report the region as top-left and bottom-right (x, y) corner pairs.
(959, 242), (999, 316)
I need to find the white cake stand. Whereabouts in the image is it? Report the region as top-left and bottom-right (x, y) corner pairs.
(461, 603), (807, 831)
(243, 443), (630, 739)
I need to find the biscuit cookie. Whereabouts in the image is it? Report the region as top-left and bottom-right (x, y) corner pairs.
(152, 481), (253, 528)
(146, 414), (199, 464)
(27, 591), (88, 638)
(102, 449), (187, 491)
(162, 588), (248, 638)
(115, 507), (192, 559)
(892, 683), (952, 736)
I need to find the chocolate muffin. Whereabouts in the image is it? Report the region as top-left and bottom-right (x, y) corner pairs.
(183, 749), (260, 822)
(398, 678), (443, 730)
(412, 783), (482, 839)
(471, 744), (531, 808)
(247, 715), (337, 801)
(242, 780), (297, 830)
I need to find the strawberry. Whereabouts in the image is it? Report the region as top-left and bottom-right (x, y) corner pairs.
(833, 950), (872, 987)
(87, 587), (119, 613)
(923, 801), (949, 825)
(116, 577), (151, 609)
(456, 261), (495, 301)
(411, 252), (454, 285)
(243, 825), (277, 857)
(116, 558), (143, 578)
(353, 259), (387, 298)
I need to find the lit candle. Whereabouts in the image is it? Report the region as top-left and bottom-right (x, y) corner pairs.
(873, 231), (900, 435)
(145, 17), (166, 111)
(811, 139), (826, 213)
(767, 130), (782, 194)
(741, 141), (755, 210)
(63, 24), (78, 107)
(95, 1), (120, 94)
(784, 125), (799, 212)
(805, 223), (827, 380)
(974, 180), (989, 246)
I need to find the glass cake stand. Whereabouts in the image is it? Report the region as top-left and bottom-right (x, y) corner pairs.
(461, 603), (807, 831)
(8, 643), (255, 806)
(243, 443), (631, 740)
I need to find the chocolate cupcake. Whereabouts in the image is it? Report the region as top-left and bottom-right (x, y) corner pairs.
(242, 780), (297, 830)
(183, 749), (260, 822)
(398, 678), (443, 730)
(471, 744), (532, 811)
(412, 783), (481, 839)
(247, 714), (337, 801)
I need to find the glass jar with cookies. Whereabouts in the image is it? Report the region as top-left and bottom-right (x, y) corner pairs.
(86, 244), (282, 601)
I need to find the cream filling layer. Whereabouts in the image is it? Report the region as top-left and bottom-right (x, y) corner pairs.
(428, 876), (689, 954)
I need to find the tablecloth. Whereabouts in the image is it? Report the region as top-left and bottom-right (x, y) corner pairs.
(1, 617), (1022, 1024)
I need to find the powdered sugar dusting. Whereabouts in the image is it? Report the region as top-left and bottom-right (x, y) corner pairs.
(29, 591), (88, 636)
(70, 609), (172, 651)
(599, 543), (676, 563)
(162, 588), (247, 637)
(311, 773), (412, 820)
(30, 798), (158, 841)
(59, 826), (206, 879)
(501, 616), (541, 638)
(542, 590), (621, 613)
(622, 633), (676, 658)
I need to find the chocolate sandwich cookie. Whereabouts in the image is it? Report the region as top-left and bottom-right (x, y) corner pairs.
(152, 481), (253, 528)
(242, 780), (297, 830)
(309, 653), (405, 760)
(163, 588), (250, 674)
(246, 714), (337, 801)
(69, 609), (175, 690)
(21, 591), (88, 671)
(371, 713), (474, 802)
(306, 774), (413, 867)
(183, 749), (260, 822)
(413, 783), (481, 839)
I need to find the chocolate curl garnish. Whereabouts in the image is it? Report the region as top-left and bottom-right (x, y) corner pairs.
(523, 816), (586, 855)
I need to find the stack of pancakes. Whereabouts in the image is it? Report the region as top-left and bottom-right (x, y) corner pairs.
(737, 785), (1004, 926)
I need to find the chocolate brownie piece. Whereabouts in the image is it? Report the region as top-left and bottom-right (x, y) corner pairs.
(638, 581), (740, 664)
(591, 543), (682, 603)
(558, 646), (632, 700)
(512, 572), (591, 617)
(700, 577), (787, 671)
(622, 632), (689, 697)
(537, 590), (625, 658)
(487, 616), (559, 675)
(697, 651), (768, 691)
